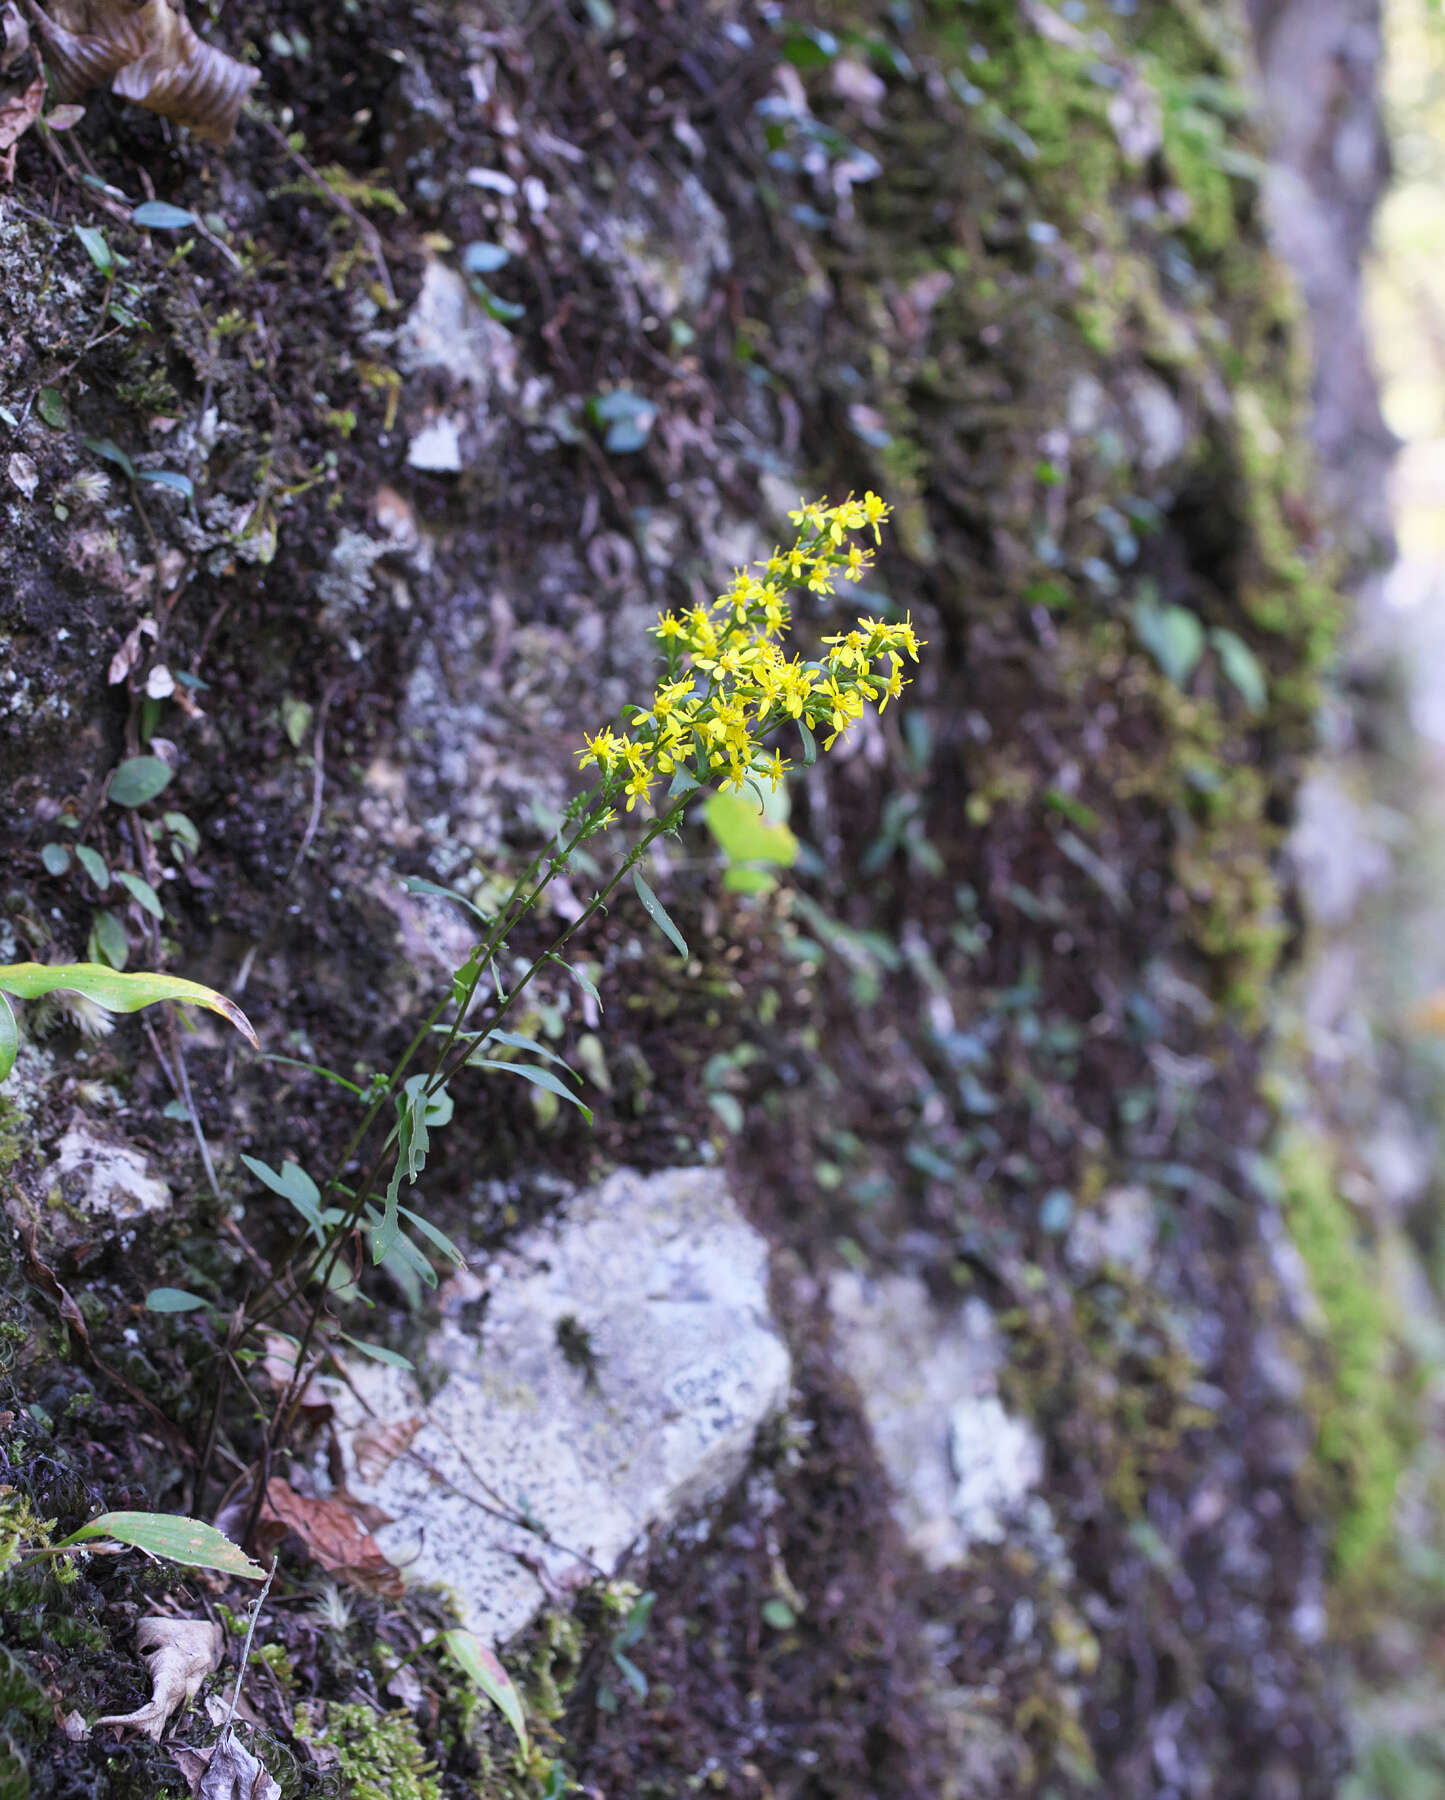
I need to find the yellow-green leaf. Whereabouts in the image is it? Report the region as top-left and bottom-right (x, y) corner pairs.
(61, 1512), (265, 1580)
(0, 962), (256, 1048)
(441, 1628), (528, 1753)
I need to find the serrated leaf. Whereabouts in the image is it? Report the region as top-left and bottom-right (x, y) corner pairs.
(338, 1332), (414, 1370)
(131, 200), (196, 229)
(631, 869), (687, 958)
(75, 845), (110, 889)
(108, 755), (173, 806)
(115, 870), (164, 919)
(441, 1628), (529, 1753)
(0, 994), (15, 1085)
(74, 223), (113, 273)
(145, 1287), (208, 1312)
(135, 468), (194, 498)
(41, 842), (71, 876)
(0, 960), (255, 1046)
(468, 1060), (593, 1124)
(62, 1512), (265, 1580)
(83, 435), (134, 480)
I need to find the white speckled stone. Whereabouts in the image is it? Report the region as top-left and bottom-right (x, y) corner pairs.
(828, 1272), (1043, 1566)
(329, 1166), (790, 1643)
(55, 1115), (170, 1219)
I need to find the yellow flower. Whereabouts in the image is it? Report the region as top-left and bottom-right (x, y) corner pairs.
(861, 490), (890, 541)
(624, 768), (653, 812)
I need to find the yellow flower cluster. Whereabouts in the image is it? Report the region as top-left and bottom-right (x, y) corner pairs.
(578, 494), (921, 812)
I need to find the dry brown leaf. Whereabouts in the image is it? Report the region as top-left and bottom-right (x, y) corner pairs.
(107, 613), (158, 684)
(353, 1415), (422, 1485)
(0, 68), (40, 147)
(29, 0), (258, 143)
(259, 1477), (404, 1597)
(173, 1732), (282, 1800)
(96, 1617), (223, 1741)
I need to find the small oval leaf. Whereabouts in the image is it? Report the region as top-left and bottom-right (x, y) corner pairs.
(131, 200), (196, 230)
(108, 756), (173, 807)
(145, 1287), (209, 1312)
(75, 845), (110, 889)
(41, 842), (71, 876)
(135, 469), (194, 498)
(115, 870), (164, 920)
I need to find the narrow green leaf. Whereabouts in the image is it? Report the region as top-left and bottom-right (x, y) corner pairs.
(0, 994), (16, 1085)
(131, 200), (196, 230)
(666, 765), (700, 799)
(108, 755), (173, 806)
(240, 1154), (324, 1236)
(75, 845), (110, 889)
(402, 875), (494, 925)
(399, 1205), (466, 1267)
(145, 1287), (208, 1312)
(135, 469), (194, 499)
(612, 1650), (648, 1698)
(377, 1224), (437, 1296)
(256, 1052), (365, 1096)
(441, 1628), (529, 1753)
(41, 843), (71, 876)
(338, 1332), (415, 1370)
(89, 912), (128, 970)
(115, 870), (164, 920)
(631, 869), (688, 959)
(474, 1029), (576, 1075)
(547, 954), (602, 1007)
(797, 719), (817, 766)
(62, 1512), (265, 1580)
(83, 435), (134, 479)
(468, 1060), (593, 1124)
(73, 223), (113, 273)
(1210, 627), (1267, 712)
(0, 960), (255, 1046)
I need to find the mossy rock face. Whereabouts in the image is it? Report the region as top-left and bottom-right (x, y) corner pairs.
(0, 0), (1384, 1794)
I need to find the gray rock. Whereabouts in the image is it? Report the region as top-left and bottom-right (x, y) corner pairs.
(329, 1166), (790, 1643)
(55, 1114), (170, 1220)
(828, 1272), (1043, 1566)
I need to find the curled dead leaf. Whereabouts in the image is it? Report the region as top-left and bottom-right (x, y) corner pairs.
(96, 1616), (222, 1741)
(260, 1477), (404, 1597)
(353, 1415), (421, 1485)
(28, 0), (258, 143)
(173, 1732), (282, 1800)
(0, 69), (42, 151)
